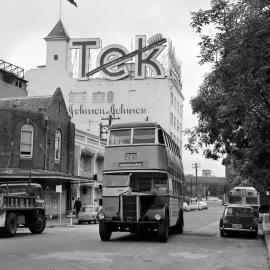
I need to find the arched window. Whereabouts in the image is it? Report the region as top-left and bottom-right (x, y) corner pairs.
(54, 130), (62, 162)
(20, 124), (34, 158)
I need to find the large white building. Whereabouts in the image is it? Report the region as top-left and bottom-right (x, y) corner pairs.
(26, 20), (184, 151)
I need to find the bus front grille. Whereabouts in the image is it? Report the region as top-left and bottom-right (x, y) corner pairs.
(122, 196), (137, 222)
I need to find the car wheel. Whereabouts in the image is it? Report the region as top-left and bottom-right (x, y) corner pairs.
(88, 221), (92, 224)
(78, 220), (82, 225)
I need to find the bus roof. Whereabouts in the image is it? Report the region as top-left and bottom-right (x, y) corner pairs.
(109, 122), (161, 130)
(232, 187), (256, 190)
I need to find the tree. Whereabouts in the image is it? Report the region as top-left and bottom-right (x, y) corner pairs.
(186, 0), (270, 190)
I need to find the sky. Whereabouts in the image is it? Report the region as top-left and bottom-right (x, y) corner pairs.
(0, 0), (226, 177)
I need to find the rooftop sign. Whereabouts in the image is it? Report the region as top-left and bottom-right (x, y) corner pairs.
(70, 35), (166, 81)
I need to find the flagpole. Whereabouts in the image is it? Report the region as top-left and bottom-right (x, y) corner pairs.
(59, 0), (62, 19)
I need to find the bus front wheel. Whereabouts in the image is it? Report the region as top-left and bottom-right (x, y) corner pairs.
(158, 215), (169, 243)
(99, 221), (112, 241)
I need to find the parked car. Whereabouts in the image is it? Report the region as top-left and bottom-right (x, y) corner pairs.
(78, 205), (101, 224)
(183, 202), (190, 212)
(198, 200), (208, 210)
(189, 202), (199, 211)
(219, 205), (258, 237)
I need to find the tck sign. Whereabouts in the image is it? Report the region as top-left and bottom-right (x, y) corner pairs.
(70, 35), (166, 80)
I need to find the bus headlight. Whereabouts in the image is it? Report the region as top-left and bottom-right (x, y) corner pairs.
(155, 214), (161, 221)
(98, 213), (105, 220)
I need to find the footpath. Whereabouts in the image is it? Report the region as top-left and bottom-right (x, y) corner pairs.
(262, 213), (270, 267)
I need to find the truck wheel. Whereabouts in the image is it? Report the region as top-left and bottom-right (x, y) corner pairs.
(29, 213), (46, 234)
(99, 221), (112, 241)
(5, 212), (17, 237)
(158, 215), (169, 242)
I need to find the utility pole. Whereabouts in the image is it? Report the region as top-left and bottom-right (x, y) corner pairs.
(192, 162), (200, 198)
(99, 115), (120, 139)
(190, 177), (193, 198)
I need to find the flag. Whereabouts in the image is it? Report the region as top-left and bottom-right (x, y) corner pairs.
(66, 0), (77, 7)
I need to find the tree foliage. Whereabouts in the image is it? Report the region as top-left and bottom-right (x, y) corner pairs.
(186, 0), (270, 189)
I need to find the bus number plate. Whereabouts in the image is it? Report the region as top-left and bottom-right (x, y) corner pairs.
(125, 153), (137, 160)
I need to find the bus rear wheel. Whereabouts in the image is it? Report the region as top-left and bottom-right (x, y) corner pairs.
(158, 215), (169, 242)
(29, 213), (46, 234)
(99, 221), (112, 241)
(4, 212), (17, 237)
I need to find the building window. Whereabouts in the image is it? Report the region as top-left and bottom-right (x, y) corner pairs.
(170, 113), (173, 126)
(107, 91), (114, 103)
(54, 130), (62, 162)
(54, 55), (58, 60)
(170, 92), (173, 106)
(20, 124), (34, 158)
(69, 92), (87, 104)
(92, 91), (105, 103)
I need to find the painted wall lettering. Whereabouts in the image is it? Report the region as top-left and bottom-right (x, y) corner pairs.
(68, 104), (147, 118)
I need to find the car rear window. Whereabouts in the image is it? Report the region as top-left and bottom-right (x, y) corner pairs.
(225, 207), (253, 216)
(82, 206), (95, 212)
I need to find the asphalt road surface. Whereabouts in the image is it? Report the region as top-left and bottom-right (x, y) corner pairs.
(0, 202), (268, 270)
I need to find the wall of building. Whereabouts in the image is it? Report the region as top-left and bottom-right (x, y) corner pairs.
(0, 71), (27, 98)
(73, 129), (105, 206)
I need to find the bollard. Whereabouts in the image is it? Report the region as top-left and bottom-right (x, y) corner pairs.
(66, 212), (75, 227)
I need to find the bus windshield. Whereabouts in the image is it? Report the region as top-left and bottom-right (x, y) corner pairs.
(103, 174), (130, 187)
(133, 128), (155, 144)
(109, 129), (131, 145)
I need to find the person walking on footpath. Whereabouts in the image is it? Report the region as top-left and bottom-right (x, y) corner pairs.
(74, 197), (82, 218)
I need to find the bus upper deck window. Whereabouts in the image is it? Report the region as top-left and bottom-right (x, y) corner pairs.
(109, 129), (131, 145)
(133, 128), (155, 144)
(158, 129), (165, 144)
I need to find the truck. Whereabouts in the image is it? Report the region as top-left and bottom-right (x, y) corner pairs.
(0, 182), (46, 237)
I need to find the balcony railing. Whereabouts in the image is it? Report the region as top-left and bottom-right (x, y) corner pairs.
(0, 59), (24, 79)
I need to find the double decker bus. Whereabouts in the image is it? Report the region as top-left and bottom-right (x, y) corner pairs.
(98, 122), (185, 242)
(223, 186), (259, 214)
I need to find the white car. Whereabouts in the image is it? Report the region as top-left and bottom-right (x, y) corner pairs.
(189, 202), (199, 211)
(198, 200), (208, 210)
(183, 202), (190, 211)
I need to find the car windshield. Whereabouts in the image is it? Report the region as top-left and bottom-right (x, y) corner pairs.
(225, 207), (253, 216)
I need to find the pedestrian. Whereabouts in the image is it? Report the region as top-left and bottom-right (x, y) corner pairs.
(74, 197), (82, 218)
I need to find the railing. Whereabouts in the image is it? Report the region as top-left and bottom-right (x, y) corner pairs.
(1, 195), (36, 209)
(0, 59), (24, 79)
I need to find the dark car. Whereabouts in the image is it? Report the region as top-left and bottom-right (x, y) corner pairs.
(219, 205), (258, 237)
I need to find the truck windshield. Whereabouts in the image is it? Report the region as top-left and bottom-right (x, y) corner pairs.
(103, 175), (130, 187)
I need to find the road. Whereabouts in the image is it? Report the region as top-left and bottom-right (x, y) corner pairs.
(0, 203), (268, 270)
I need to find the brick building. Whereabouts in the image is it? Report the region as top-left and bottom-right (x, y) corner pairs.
(0, 87), (80, 217)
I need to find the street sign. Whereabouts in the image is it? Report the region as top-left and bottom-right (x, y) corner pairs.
(56, 185), (62, 193)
